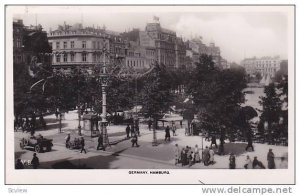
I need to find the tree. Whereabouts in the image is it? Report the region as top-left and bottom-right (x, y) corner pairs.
(140, 62), (174, 126)
(186, 54), (250, 153)
(258, 83), (282, 143)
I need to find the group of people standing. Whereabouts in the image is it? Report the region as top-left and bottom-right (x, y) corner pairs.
(174, 144), (215, 167)
(125, 124), (140, 139)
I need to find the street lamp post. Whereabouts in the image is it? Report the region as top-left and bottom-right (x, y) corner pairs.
(77, 66), (82, 135)
(99, 46), (109, 147)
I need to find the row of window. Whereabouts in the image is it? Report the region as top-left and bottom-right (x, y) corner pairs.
(53, 40), (105, 50)
(126, 59), (146, 67)
(53, 53), (104, 63)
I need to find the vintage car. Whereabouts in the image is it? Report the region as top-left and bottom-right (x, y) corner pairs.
(20, 135), (53, 153)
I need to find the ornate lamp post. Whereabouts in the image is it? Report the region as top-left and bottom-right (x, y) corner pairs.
(99, 45), (110, 147)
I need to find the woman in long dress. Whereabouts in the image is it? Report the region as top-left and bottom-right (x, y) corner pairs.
(194, 145), (201, 163)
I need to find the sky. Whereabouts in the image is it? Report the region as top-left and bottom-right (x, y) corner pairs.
(12, 6), (290, 63)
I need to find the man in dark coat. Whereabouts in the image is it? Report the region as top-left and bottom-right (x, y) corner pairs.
(267, 149), (276, 169)
(165, 126), (171, 141)
(131, 134), (139, 147)
(211, 135), (218, 148)
(31, 153), (39, 169)
(97, 134), (105, 151)
(80, 137), (87, 153)
(229, 153), (236, 169)
(126, 124), (130, 138)
(245, 131), (254, 151)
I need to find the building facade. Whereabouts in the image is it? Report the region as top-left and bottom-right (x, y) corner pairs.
(139, 20), (186, 69)
(48, 23), (110, 73)
(13, 19), (51, 68)
(241, 56), (281, 77)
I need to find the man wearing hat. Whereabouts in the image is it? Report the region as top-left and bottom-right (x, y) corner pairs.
(267, 149), (275, 169)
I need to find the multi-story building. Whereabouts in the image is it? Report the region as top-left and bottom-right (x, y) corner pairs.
(241, 56), (281, 77)
(175, 37), (186, 69)
(13, 19), (51, 68)
(185, 37), (223, 69)
(124, 41), (154, 71)
(48, 23), (110, 73)
(140, 19), (181, 69)
(48, 23), (128, 74)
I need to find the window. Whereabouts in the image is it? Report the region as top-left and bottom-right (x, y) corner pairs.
(49, 42), (52, 49)
(63, 42), (67, 49)
(16, 37), (22, 48)
(56, 55), (60, 62)
(71, 53), (75, 62)
(82, 41), (86, 48)
(71, 41), (74, 48)
(63, 54), (68, 62)
(82, 53), (87, 62)
(56, 42), (60, 49)
(93, 53), (96, 62)
(92, 41), (96, 49)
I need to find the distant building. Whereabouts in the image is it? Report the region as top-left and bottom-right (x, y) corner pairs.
(185, 37), (224, 69)
(48, 23), (128, 74)
(241, 56), (281, 78)
(13, 19), (51, 67)
(140, 18), (181, 69)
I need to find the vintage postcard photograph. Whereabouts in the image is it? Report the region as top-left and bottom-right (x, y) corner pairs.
(5, 5), (295, 184)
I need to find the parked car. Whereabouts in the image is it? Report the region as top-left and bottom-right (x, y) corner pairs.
(20, 135), (53, 153)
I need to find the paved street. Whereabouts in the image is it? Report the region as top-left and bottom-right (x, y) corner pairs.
(14, 111), (288, 169)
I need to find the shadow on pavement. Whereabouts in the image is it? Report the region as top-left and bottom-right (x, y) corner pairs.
(39, 155), (119, 169)
(15, 151), (26, 159)
(223, 142), (248, 156)
(44, 123), (68, 130)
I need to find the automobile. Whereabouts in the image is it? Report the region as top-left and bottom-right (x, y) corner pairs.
(20, 135), (53, 153)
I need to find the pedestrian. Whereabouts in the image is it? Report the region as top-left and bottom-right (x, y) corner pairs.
(55, 110), (59, 120)
(130, 124), (135, 137)
(267, 149), (276, 169)
(131, 134), (139, 147)
(180, 121), (183, 128)
(210, 135), (218, 148)
(253, 156), (266, 169)
(80, 137), (86, 153)
(245, 131), (254, 151)
(244, 155), (252, 169)
(97, 133), (105, 151)
(15, 159), (24, 169)
(181, 148), (187, 166)
(194, 145), (201, 163)
(171, 122), (176, 136)
(174, 144), (180, 165)
(185, 127), (189, 136)
(65, 133), (71, 148)
(188, 151), (194, 167)
(148, 120), (152, 131)
(136, 125), (140, 136)
(203, 146), (210, 166)
(279, 156), (288, 169)
(229, 153), (236, 169)
(31, 153), (39, 169)
(165, 126), (171, 141)
(126, 124), (130, 139)
(209, 147), (215, 165)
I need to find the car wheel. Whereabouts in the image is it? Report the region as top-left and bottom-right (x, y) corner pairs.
(35, 145), (41, 153)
